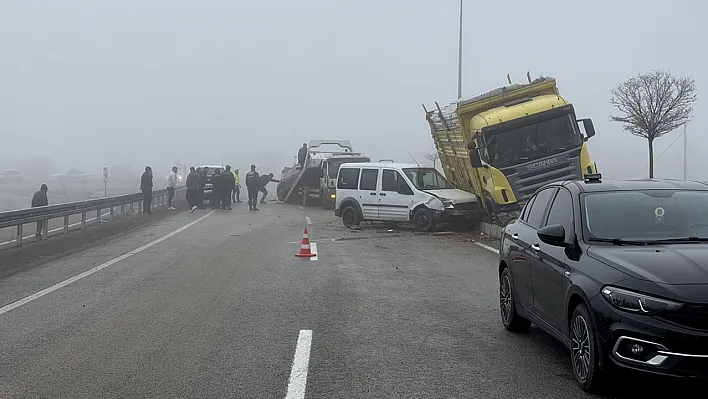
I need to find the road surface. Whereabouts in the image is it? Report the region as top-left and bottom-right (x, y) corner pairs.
(0, 203), (694, 398)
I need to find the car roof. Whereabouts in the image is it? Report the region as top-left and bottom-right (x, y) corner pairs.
(552, 178), (708, 193)
(198, 165), (224, 169)
(339, 162), (434, 169)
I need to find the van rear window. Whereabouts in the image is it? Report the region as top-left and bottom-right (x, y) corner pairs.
(337, 168), (360, 189)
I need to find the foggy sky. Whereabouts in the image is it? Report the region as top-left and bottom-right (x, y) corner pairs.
(1, 0), (706, 179)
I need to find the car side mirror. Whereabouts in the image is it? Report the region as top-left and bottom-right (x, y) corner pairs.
(537, 224), (570, 247)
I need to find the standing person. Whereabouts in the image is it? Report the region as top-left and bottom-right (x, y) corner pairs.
(232, 168), (242, 203)
(297, 143), (308, 169)
(210, 169), (226, 210)
(140, 166), (153, 214)
(222, 165), (235, 210)
(166, 166), (178, 210)
(31, 184), (49, 240)
(258, 173), (280, 204)
(186, 166), (200, 212)
(245, 164), (260, 211)
(198, 167), (209, 209)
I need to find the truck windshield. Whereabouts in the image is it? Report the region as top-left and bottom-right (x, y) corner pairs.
(403, 168), (453, 190)
(328, 158), (370, 179)
(483, 114), (583, 168)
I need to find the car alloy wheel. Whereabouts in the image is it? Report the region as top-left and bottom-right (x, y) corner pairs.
(571, 314), (591, 381)
(500, 275), (512, 323)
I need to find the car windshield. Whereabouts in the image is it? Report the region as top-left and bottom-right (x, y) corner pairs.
(403, 168), (453, 190)
(328, 158), (370, 179)
(584, 190), (708, 241)
(483, 114), (584, 168)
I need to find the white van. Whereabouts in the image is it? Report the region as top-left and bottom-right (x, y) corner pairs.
(334, 162), (479, 231)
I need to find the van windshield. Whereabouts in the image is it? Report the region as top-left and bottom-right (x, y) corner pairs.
(403, 168), (453, 190)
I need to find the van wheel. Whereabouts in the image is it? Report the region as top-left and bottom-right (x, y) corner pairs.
(341, 206), (360, 228)
(413, 208), (435, 232)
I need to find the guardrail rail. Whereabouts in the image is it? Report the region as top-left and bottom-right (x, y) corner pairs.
(0, 187), (186, 248)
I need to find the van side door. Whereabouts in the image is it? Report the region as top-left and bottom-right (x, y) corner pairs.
(380, 169), (413, 220)
(359, 168), (380, 220)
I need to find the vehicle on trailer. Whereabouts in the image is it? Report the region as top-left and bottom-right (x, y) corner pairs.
(498, 173), (708, 392)
(334, 162), (478, 231)
(277, 140), (370, 209)
(198, 164), (224, 204)
(425, 76), (598, 223)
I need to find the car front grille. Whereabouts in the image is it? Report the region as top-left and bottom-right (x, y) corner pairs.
(659, 304), (708, 331)
(453, 201), (477, 210)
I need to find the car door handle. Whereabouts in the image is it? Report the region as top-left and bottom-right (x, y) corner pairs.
(379, 193), (386, 196)
(511, 233), (519, 240)
(531, 244), (541, 252)
(370, 192), (377, 196)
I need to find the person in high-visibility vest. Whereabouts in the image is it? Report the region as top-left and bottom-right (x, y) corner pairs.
(232, 168), (242, 203)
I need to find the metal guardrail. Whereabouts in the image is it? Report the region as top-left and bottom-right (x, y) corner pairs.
(0, 186), (186, 248)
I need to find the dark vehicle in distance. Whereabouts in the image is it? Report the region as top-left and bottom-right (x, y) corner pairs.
(498, 174), (708, 392)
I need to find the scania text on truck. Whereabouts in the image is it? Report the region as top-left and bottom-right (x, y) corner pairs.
(425, 76), (598, 222)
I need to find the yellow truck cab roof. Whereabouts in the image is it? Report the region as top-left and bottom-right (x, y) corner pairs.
(468, 94), (568, 138)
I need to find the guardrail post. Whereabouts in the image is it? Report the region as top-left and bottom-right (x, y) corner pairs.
(15, 224), (23, 247)
(41, 219), (47, 240)
(64, 215), (69, 234)
(120, 204), (125, 218)
(97, 209), (101, 226)
(109, 206), (114, 222)
(81, 212), (86, 230)
(130, 202), (135, 215)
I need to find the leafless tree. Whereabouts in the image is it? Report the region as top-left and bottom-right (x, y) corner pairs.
(424, 151), (440, 169)
(610, 70), (698, 178)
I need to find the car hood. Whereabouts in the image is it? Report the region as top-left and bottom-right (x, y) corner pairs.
(588, 244), (708, 285)
(424, 189), (477, 204)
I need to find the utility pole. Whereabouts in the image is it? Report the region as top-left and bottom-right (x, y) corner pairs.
(457, 0), (463, 99)
(683, 123), (688, 180)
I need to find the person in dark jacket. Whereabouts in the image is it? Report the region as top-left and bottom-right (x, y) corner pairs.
(222, 165), (236, 210)
(297, 143), (308, 168)
(31, 184), (49, 239)
(198, 167), (209, 209)
(140, 166), (153, 214)
(210, 169), (226, 210)
(186, 166), (200, 212)
(258, 173), (280, 204)
(245, 164), (260, 211)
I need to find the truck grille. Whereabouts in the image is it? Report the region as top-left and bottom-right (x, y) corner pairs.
(505, 159), (581, 206)
(659, 304), (708, 331)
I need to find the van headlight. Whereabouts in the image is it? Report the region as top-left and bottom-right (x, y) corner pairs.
(426, 197), (444, 211)
(330, 194), (336, 199)
(442, 199), (454, 209)
(601, 286), (682, 315)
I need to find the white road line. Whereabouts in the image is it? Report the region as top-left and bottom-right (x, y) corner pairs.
(298, 205), (304, 210)
(310, 242), (318, 261)
(305, 217), (312, 225)
(475, 242), (499, 254)
(285, 329), (313, 399)
(0, 210), (215, 316)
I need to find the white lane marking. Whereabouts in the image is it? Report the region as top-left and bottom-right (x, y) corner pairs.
(0, 212), (109, 246)
(285, 329), (313, 399)
(298, 205), (304, 210)
(0, 211), (215, 316)
(310, 242), (318, 261)
(305, 217), (312, 225)
(475, 242), (499, 254)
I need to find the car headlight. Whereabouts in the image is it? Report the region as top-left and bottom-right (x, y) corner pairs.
(442, 199), (454, 209)
(601, 286), (682, 315)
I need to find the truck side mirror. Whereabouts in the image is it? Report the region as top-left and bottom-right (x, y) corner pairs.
(579, 118), (596, 140)
(469, 149), (483, 168)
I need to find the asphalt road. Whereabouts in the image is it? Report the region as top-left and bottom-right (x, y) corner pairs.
(0, 203), (698, 398)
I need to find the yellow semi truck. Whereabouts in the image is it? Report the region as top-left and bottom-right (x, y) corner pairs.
(425, 77), (598, 222)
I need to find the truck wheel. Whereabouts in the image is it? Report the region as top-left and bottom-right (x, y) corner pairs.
(341, 206), (360, 228)
(413, 208), (435, 232)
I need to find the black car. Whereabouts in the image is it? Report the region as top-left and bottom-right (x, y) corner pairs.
(498, 174), (708, 392)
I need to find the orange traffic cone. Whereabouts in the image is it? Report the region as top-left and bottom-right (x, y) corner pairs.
(295, 228), (316, 258)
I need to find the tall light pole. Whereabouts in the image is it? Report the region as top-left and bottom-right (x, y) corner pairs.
(683, 123), (688, 180)
(457, 0), (463, 99)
